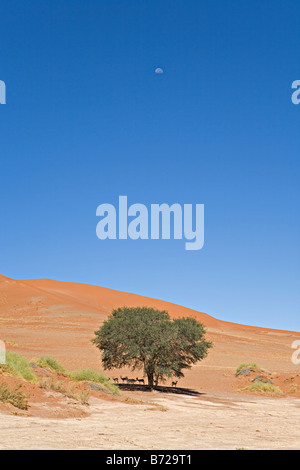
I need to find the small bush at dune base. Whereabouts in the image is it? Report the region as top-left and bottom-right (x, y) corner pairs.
(236, 363), (260, 375)
(240, 381), (283, 395)
(39, 377), (90, 404)
(0, 352), (37, 383)
(0, 383), (29, 410)
(36, 356), (66, 373)
(69, 369), (120, 395)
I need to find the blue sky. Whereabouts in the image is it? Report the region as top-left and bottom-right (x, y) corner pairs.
(0, 0), (299, 331)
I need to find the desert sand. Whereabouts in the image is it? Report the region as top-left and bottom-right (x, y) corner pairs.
(1, 392), (300, 450)
(0, 274), (299, 450)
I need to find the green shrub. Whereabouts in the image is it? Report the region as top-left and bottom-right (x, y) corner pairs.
(0, 383), (28, 410)
(241, 381), (283, 395)
(236, 363), (260, 374)
(36, 356), (66, 373)
(0, 352), (37, 382)
(69, 368), (120, 395)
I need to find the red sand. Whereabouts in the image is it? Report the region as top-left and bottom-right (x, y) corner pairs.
(0, 274), (299, 396)
(1, 274), (300, 450)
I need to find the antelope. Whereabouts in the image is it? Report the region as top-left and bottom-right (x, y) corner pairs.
(127, 378), (136, 384)
(172, 381), (178, 387)
(113, 377), (119, 383)
(120, 376), (128, 383)
(136, 377), (145, 384)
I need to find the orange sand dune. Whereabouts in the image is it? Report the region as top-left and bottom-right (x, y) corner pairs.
(0, 274), (299, 395)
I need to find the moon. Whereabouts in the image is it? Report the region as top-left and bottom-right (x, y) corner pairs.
(155, 67), (164, 74)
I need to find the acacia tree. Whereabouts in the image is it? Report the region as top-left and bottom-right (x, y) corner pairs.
(92, 306), (212, 389)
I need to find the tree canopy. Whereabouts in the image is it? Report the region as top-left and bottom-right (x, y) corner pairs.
(93, 306), (212, 389)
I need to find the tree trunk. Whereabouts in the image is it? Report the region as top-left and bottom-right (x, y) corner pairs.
(147, 373), (154, 390)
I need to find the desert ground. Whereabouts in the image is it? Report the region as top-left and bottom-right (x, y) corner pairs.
(1, 392), (300, 450)
(0, 273), (299, 450)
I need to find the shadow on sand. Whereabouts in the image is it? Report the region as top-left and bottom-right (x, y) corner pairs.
(118, 383), (203, 396)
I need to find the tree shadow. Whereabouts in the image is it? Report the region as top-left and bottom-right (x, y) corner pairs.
(118, 383), (204, 396)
